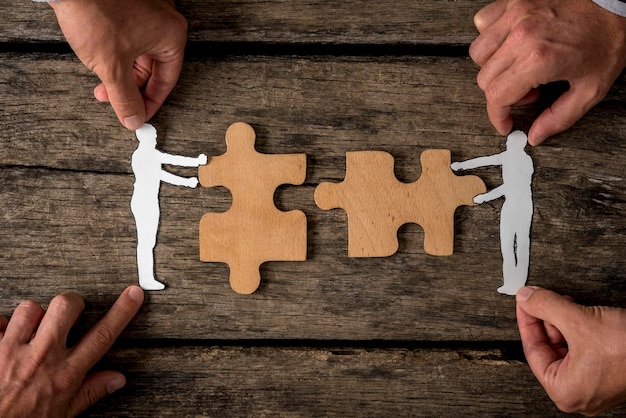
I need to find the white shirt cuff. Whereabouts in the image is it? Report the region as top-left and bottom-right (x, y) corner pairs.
(593, 0), (626, 17)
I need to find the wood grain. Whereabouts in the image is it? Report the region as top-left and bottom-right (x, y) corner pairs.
(3, 0), (490, 45)
(2, 2), (626, 414)
(315, 149), (486, 256)
(81, 345), (626, 417)
(199, 122), (307, 294)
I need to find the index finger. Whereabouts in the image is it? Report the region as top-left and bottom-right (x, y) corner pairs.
(486, 100), (514, 135)
(481, 64), (543, 135)
(142, 55), (185, 121)
(69, 286), (144, 371)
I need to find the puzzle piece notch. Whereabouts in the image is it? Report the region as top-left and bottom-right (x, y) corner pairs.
(199, 122), (307, 294)
(314, 149), (486, 257)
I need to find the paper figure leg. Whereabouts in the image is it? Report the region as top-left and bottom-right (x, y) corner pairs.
(133, 202), (165, 291)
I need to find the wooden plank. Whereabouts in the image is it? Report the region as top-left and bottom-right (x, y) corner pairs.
(3, 0), (489, 45)
(6, 53), (509, 173)
(79, 345), (626, 416)
(3, 53), (626, 172)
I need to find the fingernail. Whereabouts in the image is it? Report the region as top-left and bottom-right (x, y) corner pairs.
(473, 11), (484, 29)
(124, 115), (144, 130)
(128, 286), (144, 302)
(529, 133), (547, 146)
(516, 286), (535, 302)
(107, 376), (126, 394)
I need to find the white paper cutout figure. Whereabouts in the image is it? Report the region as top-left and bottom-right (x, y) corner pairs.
(451, 130), (534, 295)
(131, 124), (207, 290)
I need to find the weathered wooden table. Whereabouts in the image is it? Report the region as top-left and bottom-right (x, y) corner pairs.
(2, 1), (626, 416)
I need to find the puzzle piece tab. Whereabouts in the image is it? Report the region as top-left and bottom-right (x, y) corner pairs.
(314, 150), (486, 257)
(199, 122), (307, 294)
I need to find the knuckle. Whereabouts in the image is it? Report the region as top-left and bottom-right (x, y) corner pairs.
(92, 324), (117, 348)
(18, 360), (39, 382)
(175, 11), (188, 35)
(54, 363), (83, 391)
(483, 81), (504, 104)
(523, 44), (551, 71)
(166, 9), (188, 45)
(80, 383), (103, 406)
(509, 18), (536, 44)
(15, 349), (50, 385)
(507, 2), (535, 24)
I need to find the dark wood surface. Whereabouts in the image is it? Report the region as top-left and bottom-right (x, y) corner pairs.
(1, 1), (625, 416)
(3, 0), (491, 44)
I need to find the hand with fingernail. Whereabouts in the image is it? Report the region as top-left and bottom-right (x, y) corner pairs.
(0, 286), (144, 417)
(47, 0), (188, 130)
(516, 286), (626, 415)
(470, 0), (626, 145)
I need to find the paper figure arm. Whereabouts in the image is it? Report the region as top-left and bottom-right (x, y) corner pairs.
(160, 170), (198, 188)
(160, 152), (207, 167)
(451, 153), (503, 171)
(474, 184), (505, 204)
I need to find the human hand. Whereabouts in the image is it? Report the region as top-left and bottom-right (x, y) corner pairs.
(49, 0), (188, 130)
(516, 286), (626, 415)
(470, 0), (626, 145)
(198, 154), (208, 166)
(0, 286), (144, 417)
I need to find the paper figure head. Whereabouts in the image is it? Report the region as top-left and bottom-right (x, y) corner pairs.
(136, 123), (157, 145)
(506, 130), (528, 150)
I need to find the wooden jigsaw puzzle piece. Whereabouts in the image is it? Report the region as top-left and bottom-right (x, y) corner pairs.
(417, 149), (486, 255)
(199, 209), (306, 294)
(199, 122), (307, 294)
(314, 149), (485, 257)
(315, 151), (403, 257)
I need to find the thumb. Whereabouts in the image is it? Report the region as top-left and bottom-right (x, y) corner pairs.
(516, 287), (585, 385)
(100, 71), (147, 131)
(517, 286), (582, 340)
(528, 84), (603, 146)
(68, 371), (126, 416)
